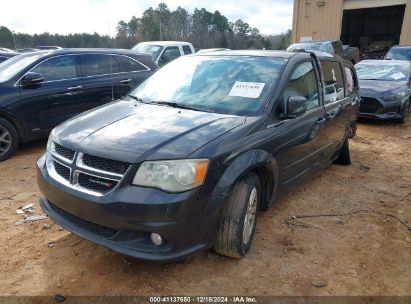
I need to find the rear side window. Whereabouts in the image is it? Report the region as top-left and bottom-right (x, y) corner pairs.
(182, 45), (192, 55)
(82, 54), (119, 76)
(284, 61), (319, 111)
(320, 60), (345, 104)
(31, 55), (78, 82)
(115, 55), (147, 72)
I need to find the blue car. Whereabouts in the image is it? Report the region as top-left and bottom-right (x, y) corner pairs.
(356, 60), (411, 123)
(0, 48), (157, 161)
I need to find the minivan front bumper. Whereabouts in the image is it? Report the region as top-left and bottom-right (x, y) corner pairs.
(37, 154), (223, 261)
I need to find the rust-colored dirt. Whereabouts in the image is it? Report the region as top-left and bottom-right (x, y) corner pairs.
(0, 119), (410, 296)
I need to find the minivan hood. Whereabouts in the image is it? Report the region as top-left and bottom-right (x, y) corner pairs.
(358, 79), (408, 95)
(55, 101), (246, 163)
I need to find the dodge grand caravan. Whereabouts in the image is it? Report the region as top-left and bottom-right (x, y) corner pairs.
(37, 50), (359, 261)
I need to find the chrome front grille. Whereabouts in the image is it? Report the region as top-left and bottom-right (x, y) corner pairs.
(82, 154), (130, 175)
(54, 142), (75, 161)
(48, 142), (130, 196)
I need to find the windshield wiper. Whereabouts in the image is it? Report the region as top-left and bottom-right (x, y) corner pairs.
(126, 95), (146, 102)
(150, 101), (214, 113)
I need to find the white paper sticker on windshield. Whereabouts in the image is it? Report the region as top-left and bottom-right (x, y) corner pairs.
(391, 72), (406, 80)
(228, 81), (265, 99)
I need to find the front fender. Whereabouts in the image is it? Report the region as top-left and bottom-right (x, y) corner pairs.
(199, 150), (278, 245)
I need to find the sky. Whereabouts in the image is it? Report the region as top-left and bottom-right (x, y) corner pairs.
(1, 0), (293, 36)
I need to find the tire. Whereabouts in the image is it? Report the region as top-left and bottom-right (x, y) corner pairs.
(398, 101), (409, 124)
(0, 118), (19, 161)
(334, 136), (351, 166)
(215, 172), (261, 258)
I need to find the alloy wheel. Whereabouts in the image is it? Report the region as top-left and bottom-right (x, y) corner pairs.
(0, 125), (12, 156)
(242, 187), (257, 245)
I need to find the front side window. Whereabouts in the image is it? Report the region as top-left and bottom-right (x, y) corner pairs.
(320, 60), (345, 104)
(130, 55), (287, 115)
(115, 55), (147, 72)
(283, 61), (319, 111)
(31, 55), (78, 82)
(158, 47), (180, 66)
(182, 45), (192, 55)
(82, 54), (119, 76)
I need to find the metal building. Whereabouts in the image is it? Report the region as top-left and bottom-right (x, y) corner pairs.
(291, 0), (411, 48)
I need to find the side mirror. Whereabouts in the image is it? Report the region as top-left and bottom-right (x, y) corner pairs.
(284, 96), (308, 118)
(21, 72), (44, 86)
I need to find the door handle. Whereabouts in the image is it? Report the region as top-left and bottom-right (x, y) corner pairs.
(316, 117), (326, 124)
(67, 85), (83, 91)
(120, 79), (132, 84)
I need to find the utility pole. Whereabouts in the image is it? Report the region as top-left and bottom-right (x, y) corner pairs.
(11, 30), (16, 50)
(159, 14), (163, 41)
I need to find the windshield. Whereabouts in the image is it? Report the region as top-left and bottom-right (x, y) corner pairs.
(132, 44), (163, 60)
(355, 61), (410, 81)
(0, 52), (44, 83)
(287, 43), (325, 52)
(385, 47), (411, 60)
(129, 55), (287, 115)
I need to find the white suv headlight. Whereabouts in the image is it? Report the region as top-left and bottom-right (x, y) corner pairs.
(132, 159), (209, 192)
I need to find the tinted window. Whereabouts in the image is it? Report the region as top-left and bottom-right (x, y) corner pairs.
(0, 57), (7, 64)
(385, 47), (411, 60)
(130, 56), (287, 115)
(182, 45), (192, 55)
(158, 47), (180, 66)
(32, 55), (78, 82)
(82, 54), (119, 76)
(284, 61), (319, 111)
(320, 60), (345, 104)
(115, 55), (147, 72)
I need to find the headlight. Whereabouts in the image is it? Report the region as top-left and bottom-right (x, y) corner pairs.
(382, 91), (408, 101)
(132, 159), (209, 192)
(46, 128), (56, 151)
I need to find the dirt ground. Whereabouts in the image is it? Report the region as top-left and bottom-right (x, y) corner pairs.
(0, 119), (410, 297)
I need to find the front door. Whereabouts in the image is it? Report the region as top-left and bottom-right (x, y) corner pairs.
(17, 55), (84, 136)
(274, 60), (328, 185)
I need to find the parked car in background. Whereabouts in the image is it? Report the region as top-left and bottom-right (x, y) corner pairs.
(36, 46), (63, 50)
(355, 60), (411, 123)
(132, 41), (195, 66)
(0, 50), (19, 64)
(362, 41), (393, 59)
(37, 50), (358, 261)
(17, 48), (40, 53)
(0, 48), (157, 161)
(343, 45), (360, 64)
(384, 45), (411, 61)
(287, 40), (359, 65)
(196, 48), (231, 53)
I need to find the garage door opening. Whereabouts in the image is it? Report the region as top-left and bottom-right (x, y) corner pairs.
(341, 5), (405, 53)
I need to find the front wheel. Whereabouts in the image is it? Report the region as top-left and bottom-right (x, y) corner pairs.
(215, 172), (261, 258)
(0, 118), (19, 162)
(398, 101), (409, 124)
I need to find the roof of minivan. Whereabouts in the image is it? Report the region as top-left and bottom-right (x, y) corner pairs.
(194, 49), (336, 60)
(137, 41), (192, 46)
(19, 48), (151, 57)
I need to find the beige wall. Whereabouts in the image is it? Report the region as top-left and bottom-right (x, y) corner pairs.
(292, 0), (344, 43)
(400, 0), (411, 44)
(292, 0), (411, 45)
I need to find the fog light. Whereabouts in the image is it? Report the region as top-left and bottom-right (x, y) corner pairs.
(150, 233), (163, 246)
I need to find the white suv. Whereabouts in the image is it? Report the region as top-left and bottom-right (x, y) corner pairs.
(132, 41), (195, 66)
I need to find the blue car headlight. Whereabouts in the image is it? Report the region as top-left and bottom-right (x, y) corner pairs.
(382, 91), (408, 101)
